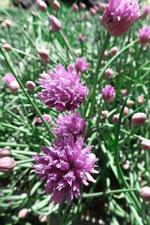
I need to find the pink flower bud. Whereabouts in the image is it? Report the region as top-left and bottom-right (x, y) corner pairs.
(101, 110), (109, 118)
(1, 39), (7, 44)
(73, 3), (79, 12)
(36, 114), (52, 124)
(121, 89), (127, 97)
(23, 24), (27, 30)
(39, 215), (47, 222)
(3, 43), (11, 51)
(141, 140), (150, 151)
(110, 47), (118, 56)
(18, 208), (29, 219)
(5, 19), (11, 28)
(141, 7), (150, 19)
(103, 51), (108, 59)
(123, 107), (130, 116)
(26, 81), (36, 91)
(126, 100), (134, 107)
(0, 147), (10, 157)
(93, 5), (99, 12)
(105, 68), (113, 78)
(122, 161), (130, 170)
(140, 186), (150, 201)
(38, 49), (49, 64)
(138, 95), (144, 105)
(78, 34), (86, 43)
(53, 0), (60, 12)
(84, 12), (88, 20)
(9, 81), (20, 92)
(131, 113), (147, 126)
(99, 3), (106, 12)
(37, 0), (47, 12)
(102, 85), (115, 103)
(80, 2), (86, 10)
(113, 114), (123, 125)
(0, 157), (15, 173)
(50, 15), (62, 32)
(90, 8), (96, 16)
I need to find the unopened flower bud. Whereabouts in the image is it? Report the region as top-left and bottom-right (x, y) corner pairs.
(122, 160), (130, 170)
(78, 34), (86, 43)
(0, 147), (10, 157)
(39, 215), (47, 222)
(140, 186), (150, 201)
(36, 114), (52, 124)
(83, 12), (88, 20)
(80, 2), (86, 10)
(126, 100), (134, 107)
(110, 47), (118, 56)
(5, 19), (11, 28)
(0, 157), (15, 173)
(23, 24), (27, 30)
(37, 0), (47, 12)
(53, 0), (60, 12)
(102, 85), (115, 103)
(3, 43), (11, 51)
(50, 15), (61, 32)
(93, 5), (99, 12)
(18, 208), (29, 219)
(141, 140), (150, 151)
(138, 95), (144, 105)
(99, 3), (106, 12)
(38, 49), (49, 64)
(1, 39), (7, 44)
(90, 7), (96, 16)
(101, 110), (109, 118)
(123, 107), (130, 116)
(103, 51), (108, 59)
(73, 3), (79, 12)
(121, 89), (127, 97)
(9, 81), (20, 92)
(113, 114), (123, 125)
(131, 113), (147, 126)
(105, 68), (113, 78)
(26, 81), (36, 91)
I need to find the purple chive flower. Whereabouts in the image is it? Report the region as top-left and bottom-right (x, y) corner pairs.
(33, 135), (98, 205)
(139, 27), (150, 47)
(36, 114), (52, 124)
(38, 65), (88, 112)
(75, 58), (89, 73)
(102, 85), (115, 102)
(78, 34), (86, 43)
(101, 0), (140, 37)
(53, 112), (86, 139)
(141, 6), (150, 19)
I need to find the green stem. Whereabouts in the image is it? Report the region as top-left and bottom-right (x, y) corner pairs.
(88, 32), (111, 118)
(82, 188), (138, 198)
(59, 30), (76, 62)
(114, 96), (141, 211)
(0, 46), (54, 138)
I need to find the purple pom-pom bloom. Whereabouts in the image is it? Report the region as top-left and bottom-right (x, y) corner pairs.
(2, 73), (16, 86)
(75, 58), (89, 73)
(101, 0), (140, 37)
(139, 27), (150, 47)
(53, 112), (86, 139)
(38, 65), (88, 112)
(33, 135), (98, 205)
(102, 85), (115, 102)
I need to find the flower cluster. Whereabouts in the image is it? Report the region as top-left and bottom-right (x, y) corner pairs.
(33, 135), (98, 205)
(38, 65), (88, 112)
(101, 0), (140, 37)
(53, 112), (86, 139)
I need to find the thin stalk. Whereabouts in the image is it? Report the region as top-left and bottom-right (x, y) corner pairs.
(88, 32), (111, 118)
(59, 30), (76, 62)
(82, 188), (138, 198)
